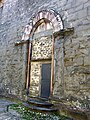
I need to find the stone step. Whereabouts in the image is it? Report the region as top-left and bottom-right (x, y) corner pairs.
(27, 98), (53, 108)
(28, 96), (48, 101)
(23, 102), (58, 113)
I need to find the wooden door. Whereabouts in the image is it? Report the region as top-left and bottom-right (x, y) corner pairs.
(41, 63), (51, 98)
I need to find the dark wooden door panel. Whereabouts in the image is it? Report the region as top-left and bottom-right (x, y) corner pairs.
(41, 63), (51, 98)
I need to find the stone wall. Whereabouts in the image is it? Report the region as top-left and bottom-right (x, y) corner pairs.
(54, 38), (65, 97)
(32, 36), (52, 60)
(52, 0), (90, 103)
(64, 35), (90, 99)
(54, 35), (90, 100)
(30, 62), (41, 96)
(0, 0), (90, 104)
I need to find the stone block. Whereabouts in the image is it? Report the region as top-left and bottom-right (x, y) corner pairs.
(82, 19), (90, 25)
(84, 1), (90, 8)
(65, 49), (75, 58)
(68, 12), (78, 21)
(74, 4), (84, 12)
(64, 38), (71, 46)
(73, 57), (84, 66)
(86, 74), (90, 81)
(67, 0), (74, 4)
(81, 48), (89, 55)
(64, 3), (72, 10)
(65, 81), (80, 91)
(80, 84), (90, 90)
(79, 43), (86, 49)
(84, 56), (90, 66)
(75, 49), (87, 57)
(64, 57), (73, 66)
(72, 43), (79, 50)
(77, 8), (87, 19)
(87, 6), (90, 15)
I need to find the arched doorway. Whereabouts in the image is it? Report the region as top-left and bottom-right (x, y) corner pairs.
(31, 20), (53, 98)
(22, 9), (63, 98)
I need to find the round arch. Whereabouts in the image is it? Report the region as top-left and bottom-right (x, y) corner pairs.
(0, 0), (4, 7)
(22, 9), (64, 40)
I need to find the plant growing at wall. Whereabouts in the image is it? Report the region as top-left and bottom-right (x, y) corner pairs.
(9, 103), (73, 120)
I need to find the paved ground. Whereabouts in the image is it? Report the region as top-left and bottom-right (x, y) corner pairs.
(0, 99), (22, 120)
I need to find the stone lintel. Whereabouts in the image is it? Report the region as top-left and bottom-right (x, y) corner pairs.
(31, 58), (51, 62)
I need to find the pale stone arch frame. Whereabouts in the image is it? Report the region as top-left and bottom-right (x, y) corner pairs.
(0, 0), (4, 8)
(22, 9), (64, 41)
(24, 9), (64, 96)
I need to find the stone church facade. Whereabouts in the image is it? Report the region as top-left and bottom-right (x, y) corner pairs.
(0, 0), (90, 106)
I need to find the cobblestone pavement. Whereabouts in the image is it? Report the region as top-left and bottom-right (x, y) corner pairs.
(0, 99), (22, 120)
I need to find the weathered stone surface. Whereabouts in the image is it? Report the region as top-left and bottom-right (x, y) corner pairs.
(84, 56), (90, 66)
(0, 0), (90, 108)
(32, 36), (52, 60)
(30, 62), (41, 96)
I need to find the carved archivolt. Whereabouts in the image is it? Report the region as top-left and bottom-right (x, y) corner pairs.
(0, 0), (4, 8)
(22, 9), (63, 40)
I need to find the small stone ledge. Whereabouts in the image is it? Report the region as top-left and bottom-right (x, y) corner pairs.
(53, 27), (74, 38)
(31, 58), (51, 62)
(0, 94), (24, 102)
(15, 40), (29, 46)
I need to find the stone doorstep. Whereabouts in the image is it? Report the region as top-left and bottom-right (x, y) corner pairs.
(22, 102), (58, 113)
(27, 98), (53, 108)
(27, 95), (49, 101)
(22, 96), (58, 113)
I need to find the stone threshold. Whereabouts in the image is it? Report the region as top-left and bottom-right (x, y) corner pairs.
(31, 58), (51, 62)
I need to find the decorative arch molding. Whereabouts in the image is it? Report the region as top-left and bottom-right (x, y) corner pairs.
(0, 0), (4, 8)
(22, 9), (64, 41)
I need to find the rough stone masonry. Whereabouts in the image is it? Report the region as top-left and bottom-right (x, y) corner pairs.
(0, 0), (90, 108)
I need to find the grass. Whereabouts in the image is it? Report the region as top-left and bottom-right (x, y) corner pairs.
(9, 103), (73, 120)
